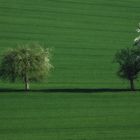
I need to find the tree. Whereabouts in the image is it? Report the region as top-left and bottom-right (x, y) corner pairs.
(0, 43), (52, 91)
(115, 47), (140, 91)
(134, 23), (140, 46)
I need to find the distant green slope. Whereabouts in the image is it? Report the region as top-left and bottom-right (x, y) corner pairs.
(0, 0), (140, 89)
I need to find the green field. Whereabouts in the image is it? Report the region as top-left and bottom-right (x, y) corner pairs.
(0, 0), (140, 89)
(0, 1), (140, 139)
(0, 92), (140, 140)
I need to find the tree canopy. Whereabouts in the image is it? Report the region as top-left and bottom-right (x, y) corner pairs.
(134, 23), (140, 46)
(115, 47), (140, 90)
(0, 43), (52, 90)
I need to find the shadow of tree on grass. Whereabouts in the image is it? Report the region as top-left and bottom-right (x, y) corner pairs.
(0, 88), (138, 93)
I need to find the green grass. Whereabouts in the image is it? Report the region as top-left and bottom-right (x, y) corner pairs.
(0, 1), (140, 139)
(0, 92), (140, 140)
(0, 0), (140, 89)
(1, 1), (140, 139)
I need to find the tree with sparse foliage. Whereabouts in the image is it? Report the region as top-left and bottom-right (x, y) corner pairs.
(0, 43), (52, 91)
(115, 47), (140, 91)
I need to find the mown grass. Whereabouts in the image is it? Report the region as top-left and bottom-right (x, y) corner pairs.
(0, 1), (140, 139)
(0, 92), (140, 140)
(0, 0), (140, 89)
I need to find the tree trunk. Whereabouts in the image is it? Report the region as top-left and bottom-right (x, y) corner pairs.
(25, 81), (30, 91)
(130, 79), (135, 91)
(24, 74), (30, 91)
